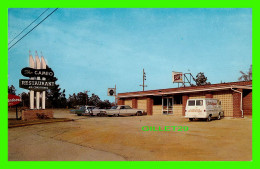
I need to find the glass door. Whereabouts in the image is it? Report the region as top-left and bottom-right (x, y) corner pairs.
(162, 96), (173, 115)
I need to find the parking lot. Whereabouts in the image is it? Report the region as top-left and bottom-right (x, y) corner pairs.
(8, 109), (252, 161)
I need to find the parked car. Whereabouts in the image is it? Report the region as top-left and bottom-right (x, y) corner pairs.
(75, 106), (96, 116)
(92, 107), (107, 116)
(185, 98), (224, 121)
(105, 105), (144, 117)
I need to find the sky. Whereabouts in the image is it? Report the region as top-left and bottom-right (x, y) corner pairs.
(8, 8), (252, 102)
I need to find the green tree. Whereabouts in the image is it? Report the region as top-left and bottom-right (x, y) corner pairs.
(88, 93), (101, 106)
(195, 72), (211, 86)
(19, 92), (30, 107)
(8, 85), (16, 95)
(238, 64), (252, 81)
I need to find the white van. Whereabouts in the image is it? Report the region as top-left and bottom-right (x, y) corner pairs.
(185, 98), (224, 121)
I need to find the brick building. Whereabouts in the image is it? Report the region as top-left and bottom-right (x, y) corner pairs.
(117, 81), (252, 117)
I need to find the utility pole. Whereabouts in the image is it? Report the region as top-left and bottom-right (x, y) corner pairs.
(115, 84), (117, 105)
(139, 68), (147, 91)
(85, 90), (90, 105)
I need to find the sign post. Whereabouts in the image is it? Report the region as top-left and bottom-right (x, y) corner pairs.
(29, 53), (34, 109)
(19, 51), (55, 120)
(107, 85), (116, 105)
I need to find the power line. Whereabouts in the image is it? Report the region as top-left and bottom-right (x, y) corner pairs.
(8, 8), (58, 51)
(8, 8), (50, 45)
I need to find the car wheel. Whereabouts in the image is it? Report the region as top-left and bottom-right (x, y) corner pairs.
(207, 115), (211, 122)
(137, 111), (143, 116)
(189, 118), (193, 121)
(217, 113), (221, 120)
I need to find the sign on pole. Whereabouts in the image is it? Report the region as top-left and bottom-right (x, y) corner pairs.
(107, 88), (116, 96)
(172, 72), (183, 83)
(8, 94), (21, 107)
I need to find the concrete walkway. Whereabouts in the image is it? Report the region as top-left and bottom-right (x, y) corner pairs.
(8, 125), (126, 161)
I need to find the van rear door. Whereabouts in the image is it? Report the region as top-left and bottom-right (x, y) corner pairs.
(186, 99), (204, 117)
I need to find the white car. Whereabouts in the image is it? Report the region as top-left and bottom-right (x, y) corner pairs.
(105, 105), (144, 117)
(92, 107), (107, 116)
(185, 98), (224, 121)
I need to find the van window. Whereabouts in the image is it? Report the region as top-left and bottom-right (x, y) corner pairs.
(188, 100), (195, 106)
(196, 100), (203, 106)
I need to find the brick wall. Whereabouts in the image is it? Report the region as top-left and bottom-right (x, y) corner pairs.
(117, 99), (124, 105)
(173, 104), (182, 116)
(137, 98), (147, 112)
(213, 91), (233, 117)
(21, 109), (54, 121)
(124, 99), (132, 107)
(132, 98), (137, 108)
(243, 89), (252, 115)
(182, 95), (189, 116)
(153, 105), (162, 115)
(147, 97), (153, 115)
(233, 89), (243, 117)
(205, 93), (213, 98)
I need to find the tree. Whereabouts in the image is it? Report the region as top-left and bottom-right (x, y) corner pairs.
(194, 72), (211, 86)
(19, 92), (29, 107)
(8, 85), (16, 95)
(238, 64), (252, 81)
(98, 100), (112, 109)
(88, 93), (101, 106)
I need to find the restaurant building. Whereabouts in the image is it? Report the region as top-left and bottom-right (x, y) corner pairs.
(117, 81), (252, 117)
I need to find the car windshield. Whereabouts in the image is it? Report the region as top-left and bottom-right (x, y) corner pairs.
(80, 106), (85, 110)
(111, 106), (118, 109)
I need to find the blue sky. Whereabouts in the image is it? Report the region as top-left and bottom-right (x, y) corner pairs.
(8, 8), (252, 102)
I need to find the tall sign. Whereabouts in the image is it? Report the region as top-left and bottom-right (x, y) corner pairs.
(19, 51), (56, 109)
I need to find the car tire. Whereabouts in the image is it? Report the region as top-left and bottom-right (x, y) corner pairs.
(217, 113), (221, 120)
(207, 115), (211, 122)
(136, 112), (142, 116)
(189, 118), (193, 121)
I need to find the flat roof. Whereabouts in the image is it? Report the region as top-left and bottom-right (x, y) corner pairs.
(117, 81), (252, 98)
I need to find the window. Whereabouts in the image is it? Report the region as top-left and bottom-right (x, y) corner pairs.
(173, 95), (182, 104)
(120, 106), (125, 109)
(153, 96), (162, 105)
(111, 106), (118, 109)
(188, 100), (195, 106)
(125, 105), (132, 109)
(196, 100), (203, 106)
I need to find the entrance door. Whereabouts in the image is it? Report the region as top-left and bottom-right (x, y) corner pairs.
(162, 96), (173, 115)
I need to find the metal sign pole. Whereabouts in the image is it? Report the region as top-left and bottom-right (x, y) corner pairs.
(16, 105), (18, 120)
(29, 52), (35, 109)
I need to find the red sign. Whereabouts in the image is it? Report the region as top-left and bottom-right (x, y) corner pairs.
(8, 94), (21, 106)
